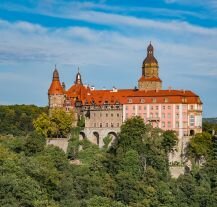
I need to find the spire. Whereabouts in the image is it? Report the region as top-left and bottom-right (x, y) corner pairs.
(53, 66), (59, 81)
(48, 66), (64, 95)
(75, 67), (83, 85)
(147, 42), (154, 56)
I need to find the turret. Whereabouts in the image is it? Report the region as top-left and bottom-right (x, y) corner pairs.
(138, 43), (162, 90)
(48, 67), (65, 108)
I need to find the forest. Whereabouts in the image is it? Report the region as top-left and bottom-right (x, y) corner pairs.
(0, 105), (217, 207)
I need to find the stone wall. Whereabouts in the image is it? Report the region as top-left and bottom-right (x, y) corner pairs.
(47, 138), (69, 153)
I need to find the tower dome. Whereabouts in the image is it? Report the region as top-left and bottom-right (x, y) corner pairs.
(142, 42), (158, 66)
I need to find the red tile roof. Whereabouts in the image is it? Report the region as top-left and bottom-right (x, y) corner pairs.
(67, 88), (202, 105)
(138, 76), (162, 82)
(48, 80), (64, 95)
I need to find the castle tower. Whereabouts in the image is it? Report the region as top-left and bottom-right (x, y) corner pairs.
(138, 43), (162, 90)
(48, 67), (65, 108)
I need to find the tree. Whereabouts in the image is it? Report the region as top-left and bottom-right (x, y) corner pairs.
(113, 116), (147, 154)
(162, 130), (178, 153)
(187, 132), (212, 165)
(33, 109), (75, 138)
(24, 132), (46, 156)
(86, 196), (125, 207)
(0, 105), (47, 136)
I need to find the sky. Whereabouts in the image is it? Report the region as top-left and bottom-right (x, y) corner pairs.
(0, 0), (217, 117)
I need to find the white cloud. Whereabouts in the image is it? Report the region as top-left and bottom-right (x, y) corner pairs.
(0, 1), (217, 115)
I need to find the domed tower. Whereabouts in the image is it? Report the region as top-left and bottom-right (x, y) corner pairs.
(138, 43), (162, 90)
(48, 67), (65, 109)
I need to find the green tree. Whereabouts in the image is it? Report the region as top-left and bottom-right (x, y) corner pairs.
(86, 196), (125, 207)
(162, 130), (178, 153)
(187, 132), (212, 164)
(24, 132), (46, 156)
(34, 109), (75, 138)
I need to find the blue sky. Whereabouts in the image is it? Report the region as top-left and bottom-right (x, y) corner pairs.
(0, 0), (217, 117)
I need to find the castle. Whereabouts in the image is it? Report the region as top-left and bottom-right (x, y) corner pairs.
(48, 43), (202, 163)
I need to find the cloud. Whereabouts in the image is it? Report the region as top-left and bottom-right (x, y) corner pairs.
(0, 1), (217, 116)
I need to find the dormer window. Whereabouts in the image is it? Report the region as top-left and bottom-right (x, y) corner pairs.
(128, 99), (132, 103)
(164, 98), (168, 103)
(140, 98), (145, 103)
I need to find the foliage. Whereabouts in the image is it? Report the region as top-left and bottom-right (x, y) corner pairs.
(34, 108), (75, 138)
(85, 196), (126, 207)
(162, 130), (178, 153)
(67, 127), (81, 159)
(0, 105), (47, 136)
(202, 121), (217, 134)
(187, 132), (212, 164)
(77, 115), (85, 128)
(0, 115), (217, 207)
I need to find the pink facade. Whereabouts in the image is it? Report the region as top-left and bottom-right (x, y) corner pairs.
(123, 103), (202, 137)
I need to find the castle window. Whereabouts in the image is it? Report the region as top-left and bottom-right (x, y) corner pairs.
(168, 113), (171, 118)
(140, 98), (145, 103)
(162, 113), (165, 118)
(156, 106), (159, 110)
(111, 123), (114, 128)
(168, 106), (171, 110)
(162, 122), (165, 127)
(168, 122), (171, 128)
(111, 113), (113, 117)
(190, 115), (195, 126)
(100, 123), (102, 128)
(150, 113), (153, 118)
(176, 122), (179, 128)
(163, 105), (165, 110)
(133, 105), (135, 110)
(190, 105), (194, 110)
(176, 105), (179, 110)
(117, 113), (119, 117)
(176, 113), (179, 119)
(151, 105), (154, 110)
(106, 113), (108, 117)
(128, 99), (132, 103)
(164, 98), (168, 103)
(144, 106), (147, 110)
(155, 113), (158, 117)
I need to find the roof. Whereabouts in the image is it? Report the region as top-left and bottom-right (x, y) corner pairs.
(138, 76), (162, 82)
(76, 89), (202, 106)
(48, 80), (64, 95)
(48, 69), (64, 95)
